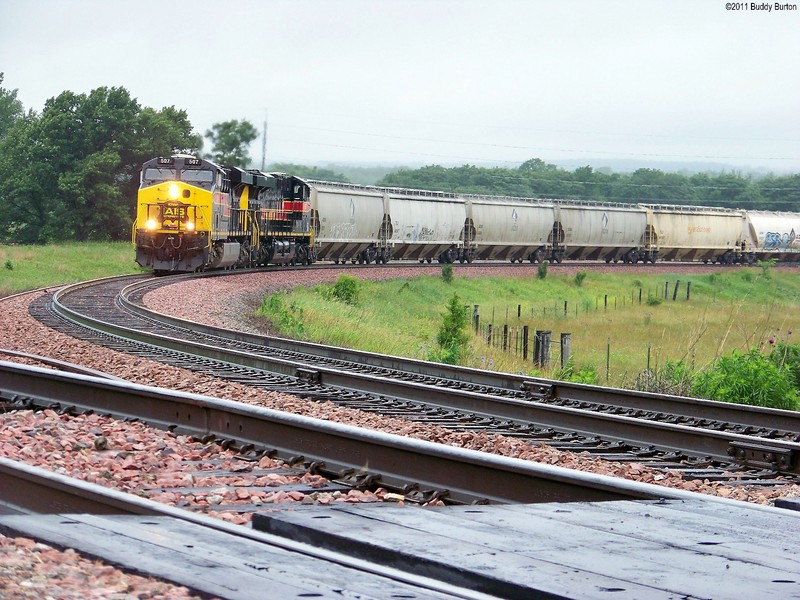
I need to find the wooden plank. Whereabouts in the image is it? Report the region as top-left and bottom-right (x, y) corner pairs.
(255, 505), (688, 600)
(492, 500), (800, 572)
(255, 500), (800, 600)
(0, 514), (460, 600)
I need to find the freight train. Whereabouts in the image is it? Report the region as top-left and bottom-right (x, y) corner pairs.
(133, 155), (800, 273)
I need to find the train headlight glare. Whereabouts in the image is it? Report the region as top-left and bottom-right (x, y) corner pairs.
(185, 221), (195, 231)
(169, 184), (180, 199)
(145, 219), (158, 230)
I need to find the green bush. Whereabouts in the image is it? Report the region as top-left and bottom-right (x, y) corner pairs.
(646, 296), (662, 306)
(574, 270), (587, 287)
(4, 260), (12, 270)
(261, 293), (306, 337)
(537, 261), (548, 280)
(441, 264), (453, 284)
(554, 358), (598, 385)
(769, 340), (800, 389)
(692, 348), (799, 410)
(332, 274), (360, 305)
(432, 293), (470, 365)
(758, 258), (777, 278)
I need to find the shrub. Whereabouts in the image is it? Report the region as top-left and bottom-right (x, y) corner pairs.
(332, 274), (360, 305)
(441, 264), (453, 284)
(4, 260), (12, 270)
(692, 348), (799, 410)
(646, 296), (662, 306)
(758, 258), (777, 279)
(574, 270), (587, 287)
(260, 293), (305, 337)
(432, 293), (470, 365)
(769, 340), (800, 389)
(554, 358), (598, 385)
(537, 261), (548, 280)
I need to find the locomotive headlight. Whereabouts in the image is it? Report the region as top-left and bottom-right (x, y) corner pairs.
(145, 219), (158, 230)
(168, 183), (180, 200)
(185, 221), (195, 231)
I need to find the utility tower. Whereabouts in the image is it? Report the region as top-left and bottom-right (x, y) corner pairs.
(260, 113), (268, 171)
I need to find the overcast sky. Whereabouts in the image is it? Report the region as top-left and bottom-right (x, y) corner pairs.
(1, 0), (798, 173)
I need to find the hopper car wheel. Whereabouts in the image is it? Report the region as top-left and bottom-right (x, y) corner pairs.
(419, 259), (425, 264)
(427, 257), (432, 263)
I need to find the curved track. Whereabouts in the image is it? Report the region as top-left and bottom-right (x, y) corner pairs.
(27, 270), (800, 488)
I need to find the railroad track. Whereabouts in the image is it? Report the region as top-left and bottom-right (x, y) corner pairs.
(26, 271), (800, 489)
(0, 360), (694, 505)
(2, 361), (798, 599)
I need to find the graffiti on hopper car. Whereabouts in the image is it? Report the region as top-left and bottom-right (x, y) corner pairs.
(764, 230), (797, 250)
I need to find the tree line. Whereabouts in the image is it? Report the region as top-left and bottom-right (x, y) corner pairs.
(378, 158), (800, 211)
(1, 75), (797, 245)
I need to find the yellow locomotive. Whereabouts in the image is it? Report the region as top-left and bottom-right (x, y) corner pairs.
(133, 155), (315, 273)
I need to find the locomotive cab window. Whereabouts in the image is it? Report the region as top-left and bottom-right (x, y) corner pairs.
(180, 168), (214, 189)
(142, 167), (177, 186)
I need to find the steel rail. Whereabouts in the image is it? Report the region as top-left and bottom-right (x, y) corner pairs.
(0, 348), (125, 381)
(1, 360), (706, 505)
(50, 283), (800, 475)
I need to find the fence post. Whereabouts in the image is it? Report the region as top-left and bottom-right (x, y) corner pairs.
(541, 330), (551, 368)
(473, 305), (480, 333)
(672, 280), (680, 301)
(560, 333), (571, 368)
(664, 281), (669, 300)
(534, 330), (551, 368)
(517, 304), (521, 319)
(564, 301), (568, 317)
(686, 282), (691, 301)
(487, 324), (493, 346)
(522, 325), (529, 360)
(639, 288), (642, 304)
(502, 325), (508, 351)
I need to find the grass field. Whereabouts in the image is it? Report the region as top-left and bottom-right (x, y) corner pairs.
(0, 242), (145, 296)
(259, 266), (800, 388)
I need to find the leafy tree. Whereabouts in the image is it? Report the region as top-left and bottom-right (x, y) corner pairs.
(204, 119), (258, 166)
(519, 158), (558, 173)
(0, 86), (201, 243)
(0, 73), (24, 139)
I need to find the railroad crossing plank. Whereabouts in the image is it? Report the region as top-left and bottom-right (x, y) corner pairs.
(0, 513), (462, 600)
(253, 499), (800, 600)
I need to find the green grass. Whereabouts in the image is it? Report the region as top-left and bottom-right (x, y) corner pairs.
(0, 242), (145, 296)
(258, 267), (800, 389)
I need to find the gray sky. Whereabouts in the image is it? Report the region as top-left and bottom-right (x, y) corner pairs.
(1, 0), (798, 172)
